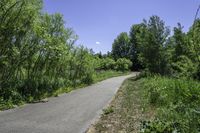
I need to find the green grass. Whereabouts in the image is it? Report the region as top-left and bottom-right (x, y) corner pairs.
(102, 106), (114, 115)
(90, 77), (150, 133)
(0, 70), (129, 111)
(89, 75), (200, 133)
(141, 76), (200, 133)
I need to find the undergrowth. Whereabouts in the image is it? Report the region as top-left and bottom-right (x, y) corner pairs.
(141, 76), (200, 133)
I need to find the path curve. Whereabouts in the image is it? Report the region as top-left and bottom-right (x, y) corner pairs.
(0, 73), (135, 133)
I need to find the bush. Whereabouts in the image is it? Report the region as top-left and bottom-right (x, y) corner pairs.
(99, 58), (116, 70)
(115, 58), (132, 71)
(172, 55), (197, 78)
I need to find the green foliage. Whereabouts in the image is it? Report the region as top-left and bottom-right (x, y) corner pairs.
(141, 120), (176, 133)
(190, 19), (200, 63)
(103, 107), (114, 115)
(69, 46), (96, 86)
(141, 76), (200, 132)
(95, 57), (132, 72)
(112, 32), (131, 60)
(111, 15), (200, 79)
(136, 16), (170, 74)
(187, 19), (200, 79)
(129, 24), (144, 70)
(195, 64), (200, 80)
(0, 0), (131, 110)
(109, 13), (200, 133)
(173, 23), (188, 59)
(115, 58), (132, 71)
(0, 0), (44, 100)
(99, 58), (116, 70)
(172, 55), (197, 78)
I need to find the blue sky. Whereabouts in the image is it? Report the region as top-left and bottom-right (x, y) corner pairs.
(43, 0), (200, 53)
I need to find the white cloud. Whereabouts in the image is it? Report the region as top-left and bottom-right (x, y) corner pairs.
(96, 41), (100, 45)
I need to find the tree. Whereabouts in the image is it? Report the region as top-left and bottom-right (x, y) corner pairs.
(0, 0), (43, 100)
(173, 23), (187, 60)
(0, 0), (132, 106)
(112, 32), (131, 60)
(95, 52), (103, 59)
(137, 16), (170, 74)
(129, 24), (144, 70)
(189, 19), (200, 79)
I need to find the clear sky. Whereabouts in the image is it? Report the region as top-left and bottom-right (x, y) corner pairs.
(43, 0), (200, 53)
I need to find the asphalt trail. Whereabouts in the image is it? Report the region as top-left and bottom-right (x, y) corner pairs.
(0, 74), (135, 133)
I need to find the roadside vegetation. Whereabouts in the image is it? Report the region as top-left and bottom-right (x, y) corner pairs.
(141, 76), (200, 132)
(89, 8), (200, 133)
(0, 0), (132, 110)
(90, 76), (200, 133)
(1, 0), (200, 132)
(111, 12), (200, 132)
(88, 77), (149, 133)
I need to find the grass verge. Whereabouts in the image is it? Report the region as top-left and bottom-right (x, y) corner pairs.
(88, 75), (200, 133)
(93, 70), (130, 82)
(87, 77), (154, 133)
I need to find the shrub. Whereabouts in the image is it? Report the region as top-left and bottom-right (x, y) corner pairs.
(172, 55), (197, 78)
(115, 58), (132, 71)
(99, 58), (116, 70)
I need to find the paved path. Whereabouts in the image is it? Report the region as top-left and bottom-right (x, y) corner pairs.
(0, 73), (135, 133)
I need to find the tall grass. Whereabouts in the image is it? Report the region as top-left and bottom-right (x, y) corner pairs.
(141, 76), (200, 132)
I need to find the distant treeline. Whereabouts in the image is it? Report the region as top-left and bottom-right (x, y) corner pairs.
(111, 15), (200, 79)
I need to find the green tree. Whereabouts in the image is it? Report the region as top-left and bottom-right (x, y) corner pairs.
(173, 23), (187, 60)
(137, 16), (170, 74)
(112, 32), (131, 60)
(189, 19), (200, 79)
(129, 24), (144, 70)
(0, 0), (43, 100)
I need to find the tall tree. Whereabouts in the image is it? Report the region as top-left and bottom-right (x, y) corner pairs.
(129, 24), (144, 70)
(137, 16), (170, 74)
(173, 23), (187, 60)
(189, 19), (200, 79)
(112, 32), (130, 60)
